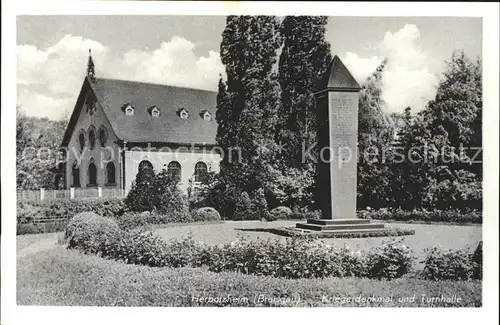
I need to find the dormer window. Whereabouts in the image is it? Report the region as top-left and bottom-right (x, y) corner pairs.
(148, 106), (160, 117)
(200, 110), (212, 121)
(121, 103), (135, 116)
(177, 108), (189, 119)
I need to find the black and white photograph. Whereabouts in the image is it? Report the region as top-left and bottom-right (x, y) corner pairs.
(1, 1), (499, 324)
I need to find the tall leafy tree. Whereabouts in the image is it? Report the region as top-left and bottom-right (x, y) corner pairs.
(356, 59), (395, 208)
(389, 51), (482, 210)
(277, 16), (332, 168)
(421, 50), (482, 176)
(16, 106), (68, 190)
(357, 58), (394, 142)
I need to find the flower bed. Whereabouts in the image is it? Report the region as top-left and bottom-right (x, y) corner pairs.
(358, 208), (481, 224)
(270, 227), (415, 239)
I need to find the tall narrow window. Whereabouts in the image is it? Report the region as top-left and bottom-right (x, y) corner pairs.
(72, 161), (80, 187)
(138, 160), (153, 172)
(167, 161), (181, 183)
(106, 162), (116, 185)
(78, 130), (86, 152)
(88, 161), (97, 187)
(194, 161), (208, 182)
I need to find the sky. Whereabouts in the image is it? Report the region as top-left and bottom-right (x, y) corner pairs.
(17, 16), (482, 120)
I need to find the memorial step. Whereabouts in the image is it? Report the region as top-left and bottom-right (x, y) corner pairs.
(287, 227), (390, 235)
(306, 218), (371, 226)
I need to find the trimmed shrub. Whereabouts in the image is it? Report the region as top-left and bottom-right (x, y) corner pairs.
(267, 206), (292, 221)
(191, 207), (221, 222)
(358, 208), (482, 224)
(421, 246), (476, 281)
(233, 191), (255, 220)
(365, 239), (415, 279)
(65, 212), (121, 254)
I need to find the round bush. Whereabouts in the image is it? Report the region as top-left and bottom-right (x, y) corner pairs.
(268, 206), (293, 221)
(65, 211), (121, 254)
(192, 207), (221, 222)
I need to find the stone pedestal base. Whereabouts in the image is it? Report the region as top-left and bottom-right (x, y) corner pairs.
(295, 218), (386, 235)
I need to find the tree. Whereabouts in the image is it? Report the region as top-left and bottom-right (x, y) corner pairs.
(16, 107), (67, 190)
(357, 58), (394, 142)
(153, 169), (189, 214)
(125, 167), (189, 214)
(277, 16), (332, 168)
(421, 51), (482, 176)
(215, 15), (283, 216)
(124, 166), (156, 212)
(356, 59), (395, 208)
(253, 188), (270, 220)
(233, 191), (254, 220)
(388, 51), (482, 210)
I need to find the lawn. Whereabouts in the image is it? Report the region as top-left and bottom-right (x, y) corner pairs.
(17, 245), (481, 307)
(16, 221), (482, 307)
(154, 220), (482, 262)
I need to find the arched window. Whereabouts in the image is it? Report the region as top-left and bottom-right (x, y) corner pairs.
(88, 160), (97, 187)
(88, 126), (97, 150)
(78, 130), (86, 152)
(138, 160), (153, 172)
(194, 161), (208, 182)
(106, 162), (116, 185)
(167, 161), (181, 183)
(72, 161), (80, 187)
(98, 126), (108, 147)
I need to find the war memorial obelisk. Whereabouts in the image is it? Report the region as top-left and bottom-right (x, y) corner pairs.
(295, 55), (386, 234)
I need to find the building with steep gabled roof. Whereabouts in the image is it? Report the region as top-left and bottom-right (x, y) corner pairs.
(60, 50), (221, 193)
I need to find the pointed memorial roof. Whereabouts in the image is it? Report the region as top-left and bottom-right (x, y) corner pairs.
(316, 55), (361, 93)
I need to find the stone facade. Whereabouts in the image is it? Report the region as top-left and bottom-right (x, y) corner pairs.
(63, 89), (123, 190)
(61, 54), (221, 194)
(124, 146), (221, 193)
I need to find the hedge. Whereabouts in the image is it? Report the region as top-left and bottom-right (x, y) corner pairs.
(17, 198), (126, 224)
(67, 224), (418, 280)
(17, 221), (68, 235)
(358, 208), (482, 224)
(421, 242), (483, 281)
(113, 208), (221, 231)
(270, 227), (415, 239)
